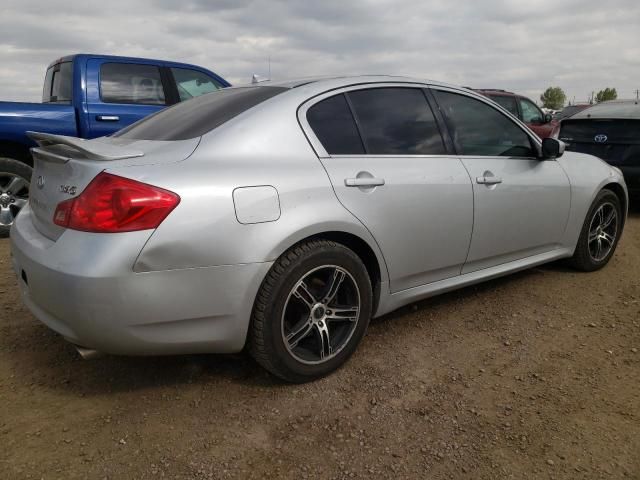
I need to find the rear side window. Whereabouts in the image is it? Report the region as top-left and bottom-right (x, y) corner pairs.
(433, 90), (535, 157)
(307, 94), (365, 155)
(42, 62), (72, 103)
(347, 88), (446, 155)
(487, 94), (518, 117)
(100, 63), (166, 105)
(115, 86), (288, 141)
(171, 68), (222, 101)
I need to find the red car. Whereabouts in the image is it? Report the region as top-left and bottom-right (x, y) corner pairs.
(474, 89), (559, 138)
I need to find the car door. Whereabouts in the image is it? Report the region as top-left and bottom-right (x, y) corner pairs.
(86, 60), (169, 138)
(300, 85), (473, 292)
(430, 88), (571, 273)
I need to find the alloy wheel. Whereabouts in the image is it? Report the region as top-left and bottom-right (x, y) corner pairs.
(281, 265), (361, 365)
(587, 202), (618, 262)
(0, 172), (29, 227)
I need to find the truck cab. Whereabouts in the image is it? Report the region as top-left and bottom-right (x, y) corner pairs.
(0, 53), (230, 234)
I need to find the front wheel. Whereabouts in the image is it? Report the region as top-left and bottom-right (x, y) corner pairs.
(569, 189), (622, 271)
(0, 157), (32, 237)
(249, 240), (373, 383)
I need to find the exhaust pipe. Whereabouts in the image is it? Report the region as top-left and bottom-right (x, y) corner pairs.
(74, 344), (104, 360)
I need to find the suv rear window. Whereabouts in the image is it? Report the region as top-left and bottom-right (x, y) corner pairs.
(42, 62), (72, 103)
(115, 86), (287, 141)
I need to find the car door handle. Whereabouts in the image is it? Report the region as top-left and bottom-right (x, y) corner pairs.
(345, 178), (385, 187)
(476, 176), (503, 185)
(96, 115), (120, 122)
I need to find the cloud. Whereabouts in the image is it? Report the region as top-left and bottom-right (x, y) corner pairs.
(0, 0), (638, 104)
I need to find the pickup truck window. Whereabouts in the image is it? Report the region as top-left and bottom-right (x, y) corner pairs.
(100, 63), (166, 105)
(42, 62), (72, 104)
(115, 86), (287, 141)
(171, 67), (222, 101)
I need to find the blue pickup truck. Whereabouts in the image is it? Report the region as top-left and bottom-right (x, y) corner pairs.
(0, 53), (230, 234)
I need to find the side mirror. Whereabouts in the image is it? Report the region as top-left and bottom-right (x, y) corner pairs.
(541, 138), (565, 159)
(544, 113), (553, 123)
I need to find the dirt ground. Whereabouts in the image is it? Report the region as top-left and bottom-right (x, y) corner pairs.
(1, 208), (639, 480)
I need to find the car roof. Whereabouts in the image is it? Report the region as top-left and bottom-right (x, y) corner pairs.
(473, 89), (518, 97)
(571, 100), (640, 120)
(245, 75), (473, 97)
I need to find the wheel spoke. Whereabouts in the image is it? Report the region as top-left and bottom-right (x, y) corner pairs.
(600, 231), (615, 247)
(286, 318), (314, 349)
(293, 281), (317, 309)
(4, 176), (28, 195)
(314, 321), (332, 359)
(596, 238), (603, 259)
(322, 268), (346, 305)
(0, 206), (14, 226)
(588, 229), (599, 243)
(326, 306), (359, 323)
(601, 209), (616, 229)
(12, 198), (27, 209)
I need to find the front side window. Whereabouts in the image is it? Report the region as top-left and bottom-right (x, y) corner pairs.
(433, 90), (535, 157)
(519, 98), (544, 123)
(100, 63), (166, 105)
(42, 62), (72, 103)
(306, 94), (365, 155)
(347, 88), (446, 155)
(171, 68), (222, 101)
(487, 94), (518, 117)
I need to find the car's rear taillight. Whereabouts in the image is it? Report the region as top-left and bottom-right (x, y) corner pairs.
(53, 172), (180, 233)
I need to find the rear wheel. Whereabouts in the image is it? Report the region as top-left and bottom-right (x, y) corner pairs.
(569, 189), (622, 271)
(249, 240), (372, 383)
(0, 158), (32, 237)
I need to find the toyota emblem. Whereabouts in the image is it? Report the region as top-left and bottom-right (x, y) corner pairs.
(594, 134), (608, 143)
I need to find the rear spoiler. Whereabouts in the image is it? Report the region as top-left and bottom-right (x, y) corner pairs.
(27, 131), (144, 162)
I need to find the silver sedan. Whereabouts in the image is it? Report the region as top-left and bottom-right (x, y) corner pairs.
(11, 76), (627, 382)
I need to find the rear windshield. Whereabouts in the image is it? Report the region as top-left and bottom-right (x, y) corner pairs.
(114, 86), (288, 140)
(560, 119), (640, 144)
(42, 62), (73, 103)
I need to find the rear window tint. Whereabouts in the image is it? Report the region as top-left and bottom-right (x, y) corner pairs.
(307, 94), (365, 155)
(114, 86), (288, 141)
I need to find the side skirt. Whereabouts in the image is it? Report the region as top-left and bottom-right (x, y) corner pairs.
(374, 248), (573, 317)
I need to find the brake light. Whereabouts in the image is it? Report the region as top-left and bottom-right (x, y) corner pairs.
(53, 172), (180, 233)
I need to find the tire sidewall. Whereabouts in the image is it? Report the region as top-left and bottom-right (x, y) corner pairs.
(263, 245), (372, 381)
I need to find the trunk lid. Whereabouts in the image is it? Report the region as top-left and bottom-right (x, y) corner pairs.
(27, 132), (199, 240)
(560, 119), (640, 166)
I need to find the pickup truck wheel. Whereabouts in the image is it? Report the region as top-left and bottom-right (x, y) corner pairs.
(0, 157), (32, 237)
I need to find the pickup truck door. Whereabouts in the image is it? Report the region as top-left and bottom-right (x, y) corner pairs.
(85, 59), (169, 138)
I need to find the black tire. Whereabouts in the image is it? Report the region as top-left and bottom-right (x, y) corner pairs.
(249, 239), (373, 383)
(569, 189), (622, 272)
(0, 157), (32, 237)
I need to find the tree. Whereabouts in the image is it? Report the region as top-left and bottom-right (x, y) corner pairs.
(540, 87), (566, 110)
(595, 88), (617, 103)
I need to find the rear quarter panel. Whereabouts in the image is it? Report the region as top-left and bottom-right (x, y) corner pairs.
(120, 94), (388, 284)
(0, 102), (77, 148)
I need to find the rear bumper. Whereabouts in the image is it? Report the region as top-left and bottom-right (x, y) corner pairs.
(10, 206), (271, 355)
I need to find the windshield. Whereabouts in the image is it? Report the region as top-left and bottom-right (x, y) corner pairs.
(42, 62), (73, 103)
(114, 86), (288, 141)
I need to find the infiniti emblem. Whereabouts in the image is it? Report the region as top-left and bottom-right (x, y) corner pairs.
(36, 175), (45, 189)
(594, 134), (608, 143)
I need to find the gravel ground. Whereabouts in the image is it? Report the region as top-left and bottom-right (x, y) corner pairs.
(1, 207), (639, 480)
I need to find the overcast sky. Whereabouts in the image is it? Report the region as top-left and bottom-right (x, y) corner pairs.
(1, 0), (639, 105)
